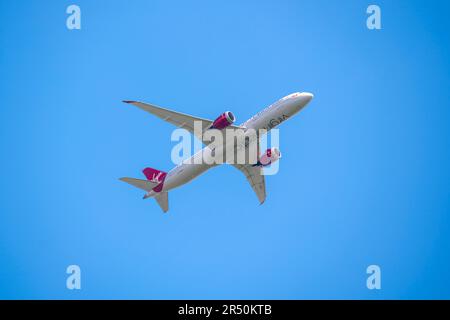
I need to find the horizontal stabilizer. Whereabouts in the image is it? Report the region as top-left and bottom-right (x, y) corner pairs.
(120, 177), (159, 192)
(155, 192), (169, 213)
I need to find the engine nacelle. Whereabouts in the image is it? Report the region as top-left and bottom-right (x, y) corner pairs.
(257, 147), (282, 167)
(210, 111), (235, 129)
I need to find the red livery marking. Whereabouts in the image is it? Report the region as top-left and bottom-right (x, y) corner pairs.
(143, 167), (167, 193)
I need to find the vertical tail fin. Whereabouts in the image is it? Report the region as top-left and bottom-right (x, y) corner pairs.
(142, 167), (169, 212)
(142, 167), (167, 193)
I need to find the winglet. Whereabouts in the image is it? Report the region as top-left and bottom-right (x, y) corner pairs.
(122, 100), (136, 104)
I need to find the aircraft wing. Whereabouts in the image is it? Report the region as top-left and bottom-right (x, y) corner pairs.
(230, 133), (266, 204)
(123, 100), (241, 141)
(231, 164), (266, 204)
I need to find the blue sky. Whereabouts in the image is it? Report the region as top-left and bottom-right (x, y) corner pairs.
(0, 0), (449, 299)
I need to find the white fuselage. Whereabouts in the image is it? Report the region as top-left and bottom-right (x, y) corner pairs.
(146, 92), (313, 197)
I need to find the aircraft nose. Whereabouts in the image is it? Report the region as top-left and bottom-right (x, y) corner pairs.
(301, 92), (314, 102)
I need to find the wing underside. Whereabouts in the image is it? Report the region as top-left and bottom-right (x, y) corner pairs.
(123, 100), (242, 141)
(232, 164), (266, 204)
(231, 134), (266, 204)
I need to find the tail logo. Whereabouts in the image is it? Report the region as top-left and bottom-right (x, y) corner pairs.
(150, 172), (164, 184)
(142, 168), (168, 193)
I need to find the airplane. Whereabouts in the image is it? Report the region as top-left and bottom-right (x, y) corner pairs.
(120, 92), (314, 212)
